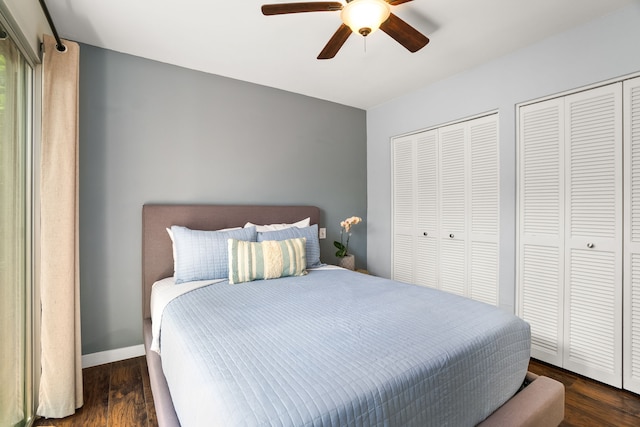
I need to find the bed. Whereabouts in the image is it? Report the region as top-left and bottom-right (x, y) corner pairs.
(142, 204), (564, 427)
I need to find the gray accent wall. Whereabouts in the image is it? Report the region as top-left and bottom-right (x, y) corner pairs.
(367, 3), (640, 313)
(79, 44), (366, 355)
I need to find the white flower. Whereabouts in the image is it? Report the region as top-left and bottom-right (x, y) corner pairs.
(341, 216), (362, 233)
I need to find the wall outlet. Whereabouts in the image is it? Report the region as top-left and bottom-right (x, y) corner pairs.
(319, 227), (326, 239)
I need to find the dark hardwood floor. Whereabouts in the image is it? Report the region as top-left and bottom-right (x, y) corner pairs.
(34, 356), (157, 427)
(528, 359), (640, 427)
(33, 356), (640, 426)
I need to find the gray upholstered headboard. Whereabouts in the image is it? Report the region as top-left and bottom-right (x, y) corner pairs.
(141, 204), (321, 319)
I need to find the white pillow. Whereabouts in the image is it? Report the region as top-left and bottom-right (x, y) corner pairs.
(244, 217), (310, 232)
(167, 228), (177, 273)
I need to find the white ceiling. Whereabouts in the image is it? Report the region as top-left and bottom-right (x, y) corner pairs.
(46, 0), (634, 109)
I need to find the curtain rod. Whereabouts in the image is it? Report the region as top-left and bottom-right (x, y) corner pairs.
(38, 0), (66, 52)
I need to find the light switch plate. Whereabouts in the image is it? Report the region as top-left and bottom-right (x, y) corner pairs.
(319, 227), (326, 239)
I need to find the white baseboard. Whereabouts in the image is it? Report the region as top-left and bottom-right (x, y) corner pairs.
(82, 344), (145, 368)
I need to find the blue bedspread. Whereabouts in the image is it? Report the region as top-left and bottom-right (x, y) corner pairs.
(159, 269), (530, 426)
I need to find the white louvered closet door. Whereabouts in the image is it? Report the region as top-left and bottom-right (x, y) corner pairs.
(439, 122), (468, 296)
(392, 135), (416, 283)
(469, 115), (499, 305)
(415, 130), (439, 288)
(518, 98), (565, 367)
(624, 76), (640, 394)
(392, 114), (499, 301)
(563, 83), (622, 387)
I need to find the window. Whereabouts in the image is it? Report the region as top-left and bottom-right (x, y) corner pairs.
(0, 24), (33, 426)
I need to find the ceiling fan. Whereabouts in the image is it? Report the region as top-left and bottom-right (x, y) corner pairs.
(261, 0), (429, 59)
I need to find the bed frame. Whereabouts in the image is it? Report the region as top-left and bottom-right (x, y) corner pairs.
(141, 204), (565, 427)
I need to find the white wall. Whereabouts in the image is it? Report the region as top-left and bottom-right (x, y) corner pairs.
(366, 3), (640, 313)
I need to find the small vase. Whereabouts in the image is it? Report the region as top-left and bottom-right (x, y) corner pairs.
(338, 254), (355, 271)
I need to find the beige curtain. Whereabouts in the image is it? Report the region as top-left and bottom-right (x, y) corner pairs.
(37, 34), (83, 418)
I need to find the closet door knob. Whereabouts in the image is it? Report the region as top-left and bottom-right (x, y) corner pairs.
(449, 234), (455, 238)
(423, 232), (428, 236)
(587, 243), (594, 249)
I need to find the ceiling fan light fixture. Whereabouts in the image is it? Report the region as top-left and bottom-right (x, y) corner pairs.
(340, 0), (391, 36)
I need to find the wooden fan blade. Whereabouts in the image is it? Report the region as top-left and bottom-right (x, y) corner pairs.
(318, 24), (352, 59)
(385, 0), (413, 5)
(380, 12), (429, 53)
(262, 2), (343, 15)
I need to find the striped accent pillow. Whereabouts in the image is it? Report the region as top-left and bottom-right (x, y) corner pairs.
(257, 224), (322, 268)
(228, 237), (308, 284)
